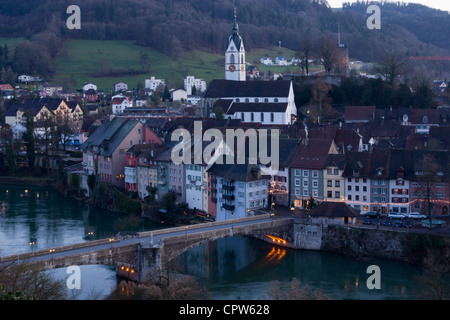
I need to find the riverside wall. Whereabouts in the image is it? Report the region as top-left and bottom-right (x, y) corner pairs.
(292, 222), (450, 265)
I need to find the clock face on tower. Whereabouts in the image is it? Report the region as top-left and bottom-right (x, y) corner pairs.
(229, 65), (235, 72)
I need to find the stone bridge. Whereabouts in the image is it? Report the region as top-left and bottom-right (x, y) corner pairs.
(0, 214), (293, 282)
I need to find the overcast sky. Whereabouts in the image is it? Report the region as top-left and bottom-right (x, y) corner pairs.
(327, 0), (450, 12)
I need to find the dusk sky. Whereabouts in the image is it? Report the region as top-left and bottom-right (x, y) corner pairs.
(327, 0), (450, 12)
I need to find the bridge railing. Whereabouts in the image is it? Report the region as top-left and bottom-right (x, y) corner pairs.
(0, 236), (121, 263)
(137, 213), (272, 238)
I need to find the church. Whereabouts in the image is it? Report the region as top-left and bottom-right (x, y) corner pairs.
(200, 12), (297, 125)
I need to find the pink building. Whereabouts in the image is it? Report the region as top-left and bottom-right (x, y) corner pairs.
(81, 116), (145, 188)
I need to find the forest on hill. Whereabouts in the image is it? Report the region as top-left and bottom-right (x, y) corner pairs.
(0, 0), (448, 80)
(0, 0), (448, 56)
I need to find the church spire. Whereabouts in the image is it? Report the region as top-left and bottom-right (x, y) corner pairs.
(232, 8), (238, 35)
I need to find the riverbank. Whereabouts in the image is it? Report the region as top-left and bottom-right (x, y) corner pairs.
(0, 175), (56, 186)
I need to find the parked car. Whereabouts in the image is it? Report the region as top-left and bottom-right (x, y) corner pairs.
(404, 220), (413, 228)
(365, 211), (381, 218)
(363, 217), (372, 225)
(388, 212), (405, 219)
(383, 218), (392, 227)
(373, 218), (381, 226)
(393, 221), (404, 228)
(406, 212), (426, 219)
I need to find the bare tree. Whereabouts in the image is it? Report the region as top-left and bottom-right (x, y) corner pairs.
(415, 247), (450, 300)
(318, 36), (338, 74)
(412, 152), (447, 229)
(299, 34), (314, 75)
(0, 261), (66, 300)
(265, 278), (332, 300)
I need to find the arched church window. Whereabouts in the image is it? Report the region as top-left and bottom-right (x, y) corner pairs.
(241, 54), (244, 64)
(230, 54), (235, 64)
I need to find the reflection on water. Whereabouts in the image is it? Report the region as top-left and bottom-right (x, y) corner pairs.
(174, 236), (425, 300)
(0, 185), (159, 256)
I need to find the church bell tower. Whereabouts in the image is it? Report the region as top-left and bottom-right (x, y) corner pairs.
(225, 9), (246, 81)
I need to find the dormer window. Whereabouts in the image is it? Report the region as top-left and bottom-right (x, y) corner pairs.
(353, 169), (359, 177)
(423, 116), (428, 124)
(376, 168), (382, 175)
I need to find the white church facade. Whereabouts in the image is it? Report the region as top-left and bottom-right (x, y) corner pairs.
(200, 12), (297, 125)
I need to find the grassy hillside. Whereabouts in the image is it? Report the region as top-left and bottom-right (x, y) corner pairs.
(51, 40), (311, 92)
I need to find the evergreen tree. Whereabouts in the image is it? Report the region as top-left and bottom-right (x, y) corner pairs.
(306, 195), (317, 212)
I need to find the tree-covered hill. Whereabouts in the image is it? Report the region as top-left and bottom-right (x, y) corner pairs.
(0, 0), (448, 61)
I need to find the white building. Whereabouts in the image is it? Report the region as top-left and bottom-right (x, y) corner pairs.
(114, 82), (128, 92)
(260, 57), (273, 65)
(145, 77), (166, 91)
(209, 163), (270, 221)
(170, 89), (188, 102)
(275, 56), (288, 66)
(82, 83), (97, 92)
(18, 75), (33, 82)
(111, 96), (133, 114)
(184, 75), (207, 96)
(185, 163), (208, 212)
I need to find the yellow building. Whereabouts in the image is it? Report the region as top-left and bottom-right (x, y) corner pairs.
(323, 154), (346, 202)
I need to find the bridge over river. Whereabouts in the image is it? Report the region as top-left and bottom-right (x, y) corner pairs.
(0, 214), (292, 282)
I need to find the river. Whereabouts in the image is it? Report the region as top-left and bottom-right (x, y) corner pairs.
(0, 185), (426, 300)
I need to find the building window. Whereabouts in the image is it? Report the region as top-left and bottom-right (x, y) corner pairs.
(261, 113), (264, 122)
(251, 113), (254, 121)
(270, 113), (274, 122)
(230, 54), (235, 64)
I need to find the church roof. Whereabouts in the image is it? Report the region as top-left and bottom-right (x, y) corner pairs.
(203, 80), (291, 99)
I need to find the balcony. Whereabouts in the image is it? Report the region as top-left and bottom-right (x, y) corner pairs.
(223, 194), (235, 201)
(222, 184), (235, 192)
(222, 204), (235, 211)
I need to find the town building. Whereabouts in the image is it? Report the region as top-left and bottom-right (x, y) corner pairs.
(5, 98), (84, 127)
(184, 75), (207, 95)
(114, 82), (128, 93)
(80, 116), (145, 188)
(112, 96), (133, 114)
(145, 77), (166, 91)
(290, 139), (339, 209)
(208, 163), (270, 221)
